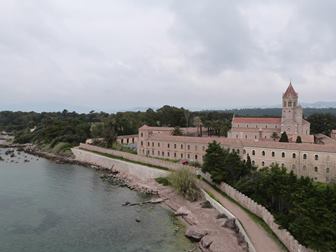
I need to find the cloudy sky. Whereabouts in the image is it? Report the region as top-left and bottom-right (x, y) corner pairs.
(0, 0), (335, 112)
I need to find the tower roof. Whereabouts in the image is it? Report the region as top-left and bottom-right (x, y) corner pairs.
(283, 82), (298, 98)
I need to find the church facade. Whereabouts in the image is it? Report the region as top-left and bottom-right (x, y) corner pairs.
(228, 83), (314, 143)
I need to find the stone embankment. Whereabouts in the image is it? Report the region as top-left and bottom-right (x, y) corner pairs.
(72, 147), (249, 252)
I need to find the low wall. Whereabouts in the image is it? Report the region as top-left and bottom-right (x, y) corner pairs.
(78, 143), (196, 171)
(72, 148), (169, 181)
(201, 173), (312, 252)
(202, 189), (256, 252)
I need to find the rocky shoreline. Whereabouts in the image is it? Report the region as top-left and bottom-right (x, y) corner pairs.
(1, 145), (248, 252)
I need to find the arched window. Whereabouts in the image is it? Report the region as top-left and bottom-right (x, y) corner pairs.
(195, 155), (198, 160)
(262, 161), (265, 166)
(252, 150), (256, 156)
(181, 153), (183, 158)
(272, 151), (275, 157)
(167, 152), (170, 157)
(314, 167), (318, 172)
(326, 168), (330, 173)
(152, 150), (154, 155)
(140, 133), (144, 137)
(315, 155), (319, 161)
(168, 143), (170, 148)
(158, 143), (160, 147)
(174, 144), (176, 149)
(187, 154), (190, 159)
(262, 151), (265, 156)
(292, 153), (296, 159)
(181, 144), (183, 149)
(282, 152), (285, 158)
(174, 153), (176, 158)
(187, 145), (190, 150)
(252, 161), (255, 166)
(152, 142), (154, 147)
(141, 141), (143, 146)
(303, 154), (307, 159)
(237, 149), (240, 154)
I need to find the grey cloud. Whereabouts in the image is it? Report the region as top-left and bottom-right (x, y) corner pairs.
(169, 0), (254, 72)
(0, 0), (335, 112)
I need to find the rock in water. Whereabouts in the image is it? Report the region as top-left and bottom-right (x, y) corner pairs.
(185, 226), (207, 242)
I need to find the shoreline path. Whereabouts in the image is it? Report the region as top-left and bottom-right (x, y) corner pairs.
(199, 180), (285, 252)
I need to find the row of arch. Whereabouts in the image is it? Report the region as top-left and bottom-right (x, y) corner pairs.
(251, 150), (319, 160)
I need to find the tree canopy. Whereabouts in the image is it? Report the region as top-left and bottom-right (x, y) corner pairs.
(202, 141), (336, 251)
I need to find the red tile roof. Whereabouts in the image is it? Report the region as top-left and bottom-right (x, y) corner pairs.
(232, 117), (281, 124)
(283, 82), (298, 97)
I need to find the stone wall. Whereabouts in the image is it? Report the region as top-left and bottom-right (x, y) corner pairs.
(201, 173), (313, 252)
(78, 143), (195, 171)
(72, 147), (169, 180)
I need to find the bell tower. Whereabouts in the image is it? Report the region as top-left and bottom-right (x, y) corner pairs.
(281, 82), (302, 138)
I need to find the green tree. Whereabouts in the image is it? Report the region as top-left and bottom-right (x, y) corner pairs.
(279, 131), (289, 142)
(202, 141), (227, 183)
(103, 119), (117, 148)
(171, 126), (183, 136)
(271, 132), (279, 141)
(308, 113), (336, 135)
(296, 136), (302, 143)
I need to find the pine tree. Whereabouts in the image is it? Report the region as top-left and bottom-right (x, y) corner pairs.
(296, 136), (302, 143)
(279, 131), (289, 142)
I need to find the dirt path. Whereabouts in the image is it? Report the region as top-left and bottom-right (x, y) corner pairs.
(199, 180), (285, 252)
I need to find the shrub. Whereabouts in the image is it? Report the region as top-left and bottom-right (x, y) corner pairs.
(168, 168), (200, 201)
(155, 177), (171, 186)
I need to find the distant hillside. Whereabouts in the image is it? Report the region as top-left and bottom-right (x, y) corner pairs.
(302, 101), (336, 108)
(219, 108), (336, 117)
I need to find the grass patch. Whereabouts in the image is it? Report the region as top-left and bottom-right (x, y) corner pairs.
(81, 148), (170, 172)
(111, 142), (137, 154)
(155, 177), (171, 186)
(168, 168), (200, 201)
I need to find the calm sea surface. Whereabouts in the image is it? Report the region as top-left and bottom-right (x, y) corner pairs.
(0, 149), (193, 252)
